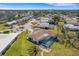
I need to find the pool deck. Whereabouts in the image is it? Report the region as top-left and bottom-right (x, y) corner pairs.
(0, 32), (21, 55)
(39, 45), (52, 52)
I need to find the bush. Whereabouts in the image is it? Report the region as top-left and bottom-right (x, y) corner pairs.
(27, 46), (39, 56)
(72, 39), (79, 50)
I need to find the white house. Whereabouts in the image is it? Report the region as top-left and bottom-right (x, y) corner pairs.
(64, 24), (79, 31)
(6, 20), (17, 26)
(37, 22), (54, 29)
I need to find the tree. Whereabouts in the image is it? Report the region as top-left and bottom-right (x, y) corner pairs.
(53, 15), (60, 25)
(72, 38), (79, 50)
(27, 11), (33, 15)
(27, 46), (39, 56)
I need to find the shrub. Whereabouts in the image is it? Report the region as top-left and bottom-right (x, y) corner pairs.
(27, 46), (39, 56)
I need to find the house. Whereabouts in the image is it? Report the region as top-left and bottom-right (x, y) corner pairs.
(40, 17), (53, 23)
(28, 28), (57, 48)
(64, 24), (79, 31)
(65, 17), (78, 25)
(40, 19), (48, 23)
(37, 22), (54, 29)
(45, 14), (53, 18)
(59, 14), (66, 19)
(5, 20), (17, 26)
(15, 13), (28, 17)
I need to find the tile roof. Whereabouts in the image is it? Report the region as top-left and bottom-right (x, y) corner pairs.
(30, 28), (56, 41)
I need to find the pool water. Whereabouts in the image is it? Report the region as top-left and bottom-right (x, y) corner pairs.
(41, 37), (55, 48)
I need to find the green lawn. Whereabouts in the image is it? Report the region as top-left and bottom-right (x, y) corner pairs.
(0, 19), (7, 23)
(37, 43), (79, 56)
(0, 25), (10, 30)
(4, 32), (35, 56)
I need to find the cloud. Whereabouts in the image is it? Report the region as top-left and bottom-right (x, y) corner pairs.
(48, 3), (77, 7)
(0, 3), (79, 10)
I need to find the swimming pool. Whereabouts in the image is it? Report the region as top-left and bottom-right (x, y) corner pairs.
(41, 37), (55, 48)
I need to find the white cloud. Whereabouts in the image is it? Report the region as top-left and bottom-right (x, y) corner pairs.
(0, 7), (53, 10)
(48, 3), (77, 7)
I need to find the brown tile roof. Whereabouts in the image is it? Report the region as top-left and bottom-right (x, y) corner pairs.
(30, 28), (56, 41)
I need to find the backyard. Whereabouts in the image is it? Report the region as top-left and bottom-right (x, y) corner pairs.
(37, 43), (79, 56)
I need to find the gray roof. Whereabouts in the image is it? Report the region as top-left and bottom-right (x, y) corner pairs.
(38, 23), (49, 27)
(64, 24), (79, 31)
(40, 17), (53, 23)
(6, 20), (17, 25)
(40, 19), (49, 23)
(37, 22), (54, 29)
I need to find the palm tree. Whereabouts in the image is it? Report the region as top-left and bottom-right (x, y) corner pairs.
(28, 46), (39, 56)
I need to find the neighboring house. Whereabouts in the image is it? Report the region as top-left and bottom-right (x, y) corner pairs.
(15, 13), (28, 17)
(59, 14), (66, 19)
(5, 20), (17, 26)
(37, 22), (54, 29)
(45, 14), (53, 19)
(40, 19), (48, 23)
(22, 17), (29, 20)
(65, 17), (78, 25)
(40, 17), (53, 23)
(64, 24), (79, 31)
(28, 28), (57, 48)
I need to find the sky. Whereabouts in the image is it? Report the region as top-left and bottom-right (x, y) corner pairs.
(0, 3), (79, 10)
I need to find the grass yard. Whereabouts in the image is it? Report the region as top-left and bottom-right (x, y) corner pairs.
(0, 19), (7, 23)
(4, 31), (35, 56)
(37, 43), (79, 56)
(0, 25), (10, 30)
